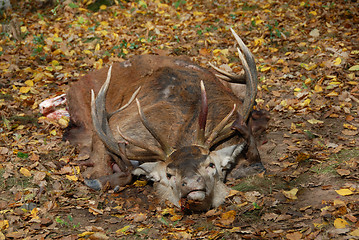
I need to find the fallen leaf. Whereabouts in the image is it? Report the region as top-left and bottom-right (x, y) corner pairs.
(335, 189), (353, 196)
(307, 119), (323, 124)
(334, 218), (349, 229)
(348, 65), (359, 71)
(282, 188), (298, 200)
(20, 167), (31, 177)
(350, 228), (359, 236)
(342, 130), (358, 136)
(133, 213), (147, 223)
(0, 220), (9, 230)
(286, 231), (302, 240)
(309, 28), (320, 37)
(336, 169), (350, 176)
(333, 57), (342, 65)
(219, 210), (236, 225)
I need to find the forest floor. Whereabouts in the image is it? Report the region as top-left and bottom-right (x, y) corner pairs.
(0, 0), (358, 239)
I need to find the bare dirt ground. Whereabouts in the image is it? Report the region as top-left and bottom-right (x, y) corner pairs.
(0, 0), (358, 239)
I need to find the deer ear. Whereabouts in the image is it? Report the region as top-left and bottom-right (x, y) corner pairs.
(132, 162), (165, 182)
(211, 143), (246, 170)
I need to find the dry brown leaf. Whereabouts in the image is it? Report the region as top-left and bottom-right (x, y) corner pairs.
(336, 169), (350, 176)
(219, 210), (236, 225)
(286, 231), (302, 240)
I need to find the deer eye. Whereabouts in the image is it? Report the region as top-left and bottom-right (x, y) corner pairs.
(166, 173), (172, 179)
(208, 162), (215, 168)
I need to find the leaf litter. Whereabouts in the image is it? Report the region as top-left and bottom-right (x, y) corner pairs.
(0, 0), (358, 239)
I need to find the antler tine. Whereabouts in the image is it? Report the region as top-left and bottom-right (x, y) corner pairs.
(91, 65), (133, 171)
(230, 27), (258, 122)
(197, 80), (208, 146)
(91, 65), (120, 156)
(208, 62), (246, 84)
(109, 86), (141, 117)
(117, 126), (166, 160)
(205, 104), (236, 147)
(203, 30), (258, 147)
(135, 98), (174, 157)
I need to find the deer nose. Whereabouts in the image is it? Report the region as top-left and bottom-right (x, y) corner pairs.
(182, 175), (204, 188)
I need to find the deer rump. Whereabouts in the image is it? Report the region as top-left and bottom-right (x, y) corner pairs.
(65, 31), (265, 211)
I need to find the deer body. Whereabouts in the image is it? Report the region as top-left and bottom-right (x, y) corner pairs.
(65, 30), (265, 211)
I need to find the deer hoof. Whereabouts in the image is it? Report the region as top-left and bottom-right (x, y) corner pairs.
(84, 179), (102, 191)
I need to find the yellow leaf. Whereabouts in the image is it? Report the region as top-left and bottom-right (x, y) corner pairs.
(100, 5), (107, 10)
(20, 26), (27, 33)
(333, 57), (342, 65)
(294, 88), (301, 92)
(134, 180), (147, 187)
(19, 86), (31, 94)
(305, 78), (311, 85)
(170, 214), (182, 221)
(20, 167), (32, 177)
(305, 64), (317, 71)
(348, 65), (359, 71)
(25, 80), (34, 87)
(280, 100), (287, 107)
(255, 19), (264, 25)
(31, 207), (39, 219)
(260, 66), (271, 72)
(53, 37), (63, 42)
(333, 200), (346, 206)
(95, 43), (100, 51)
(100, 21), (109, 26)
(52, 49), (62, 55)
(343, 124), (357, 130)
(307, 119), (323, 124)
(335, 189), (353, 196)
(51, 60), (59, 66)
(226, 189), (240, 198)
(314, 84), (323, 92)
(50, 130), (57, 136)
(66, 175), (78, 181)
(329, 81), (341, 85)
(94, 59), (103, 70)
(309, 11), (317, 15)
(193, 11), (204, 16)
(326, 91), (338, 97)
(254, 37), (265, 46)
(116, 225), (131, 235)
(0, 220), (9, 230)
(350, 229), (359, 237)
(83, 50), (92, 55)
(282, 188), (298, 200)
(301, 98), (311, 107)
(78, 232), (95, 237)
(334, 218), (349, 229)
(58, 117), (69, 128)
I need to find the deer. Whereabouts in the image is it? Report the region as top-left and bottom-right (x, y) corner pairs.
(64, 28), (268, 211)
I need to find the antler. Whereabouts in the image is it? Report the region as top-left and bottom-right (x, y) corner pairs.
(91, 65), (140, 171)
(117, 99), (173, 161)
(230, 27), (258, 122)
(208, 62), (246, 84)
(198, 29), (258, 148)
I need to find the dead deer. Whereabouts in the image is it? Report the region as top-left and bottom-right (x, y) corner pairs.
(65, 29), (268, 211)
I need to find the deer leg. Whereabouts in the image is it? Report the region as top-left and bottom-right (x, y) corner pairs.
(229, 112), (265, 179)
(232, 112), (261, 164)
